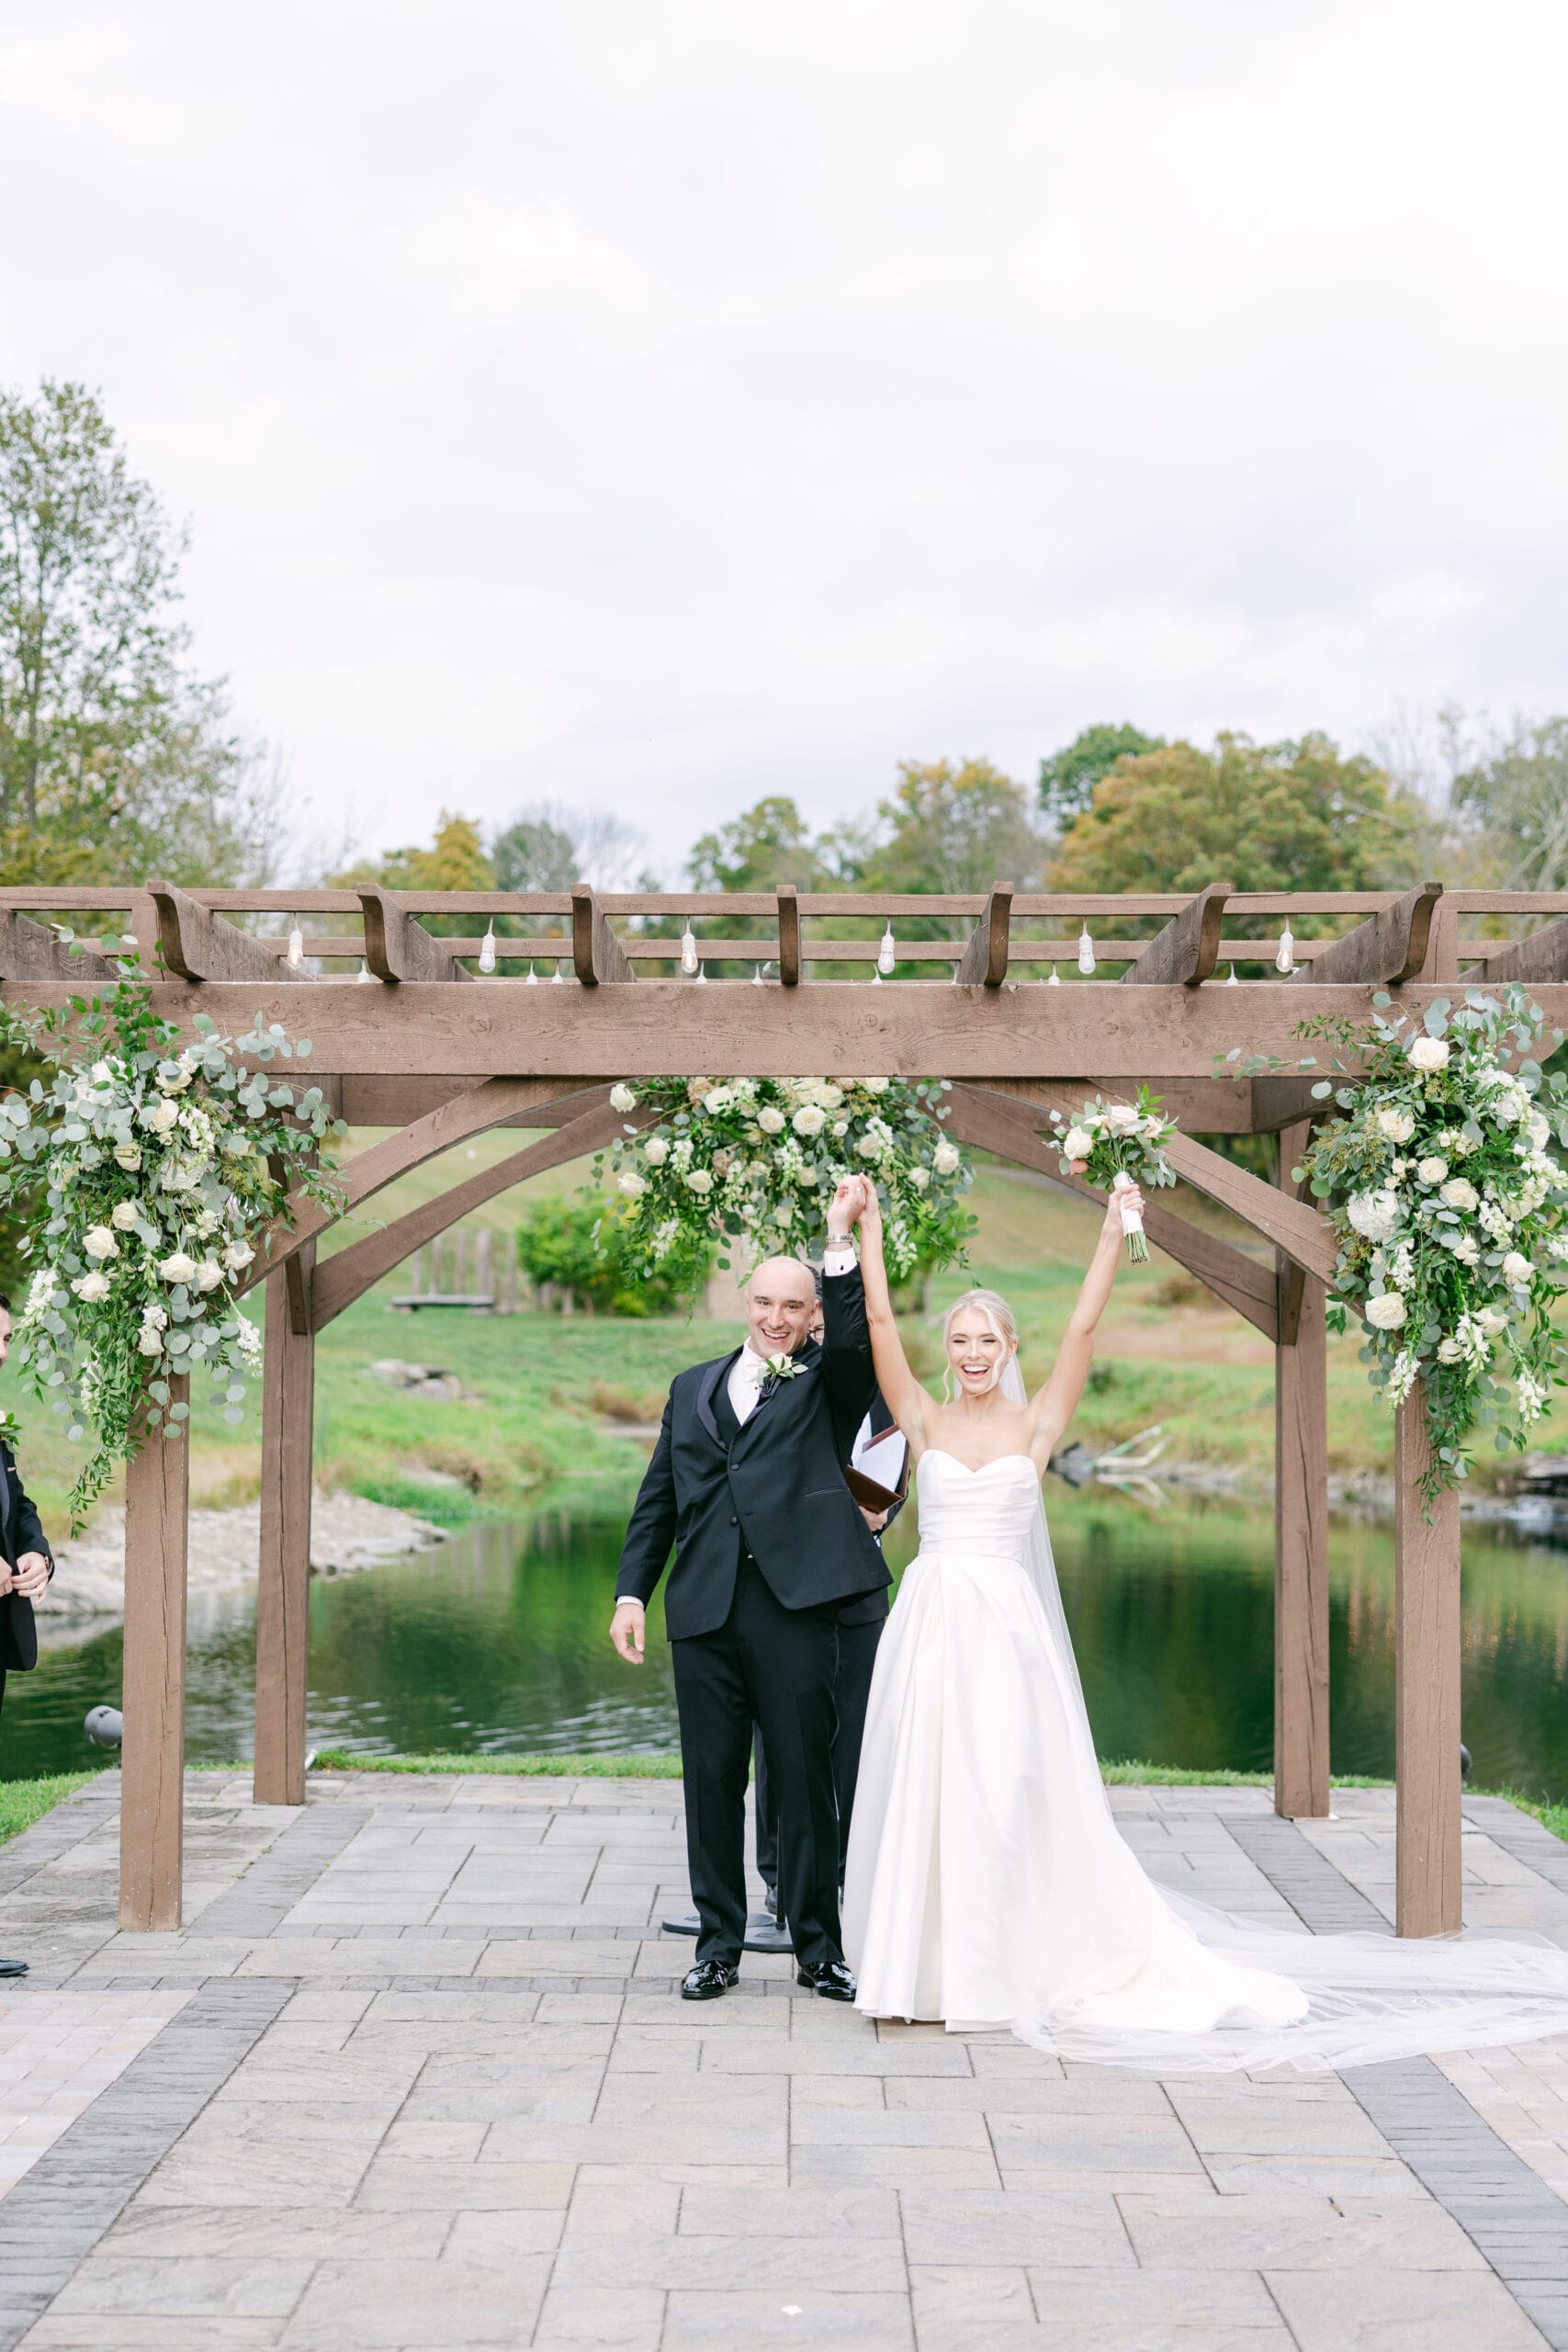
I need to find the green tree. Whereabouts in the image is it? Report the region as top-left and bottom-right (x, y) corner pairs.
(687, 795), (825, 892)
(492, 810), (578, 891)
(862, 758), (1045, 896)
(1450, 717), (1568, 891)
(515, 1196), (711, 1316)
(1039, 722), (1165, 832)
(332, 812), (495, 942)
(0, 379), (277, 885)
(1047, 733), (1425, 902)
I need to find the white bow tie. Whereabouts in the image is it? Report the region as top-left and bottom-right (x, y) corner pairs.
(739, 1351), (773, 1386)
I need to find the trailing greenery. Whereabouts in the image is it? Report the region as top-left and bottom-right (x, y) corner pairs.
(0, 978), (343, 1523)
(599, 1075), (974, 1280)
(0, 1770), (99, 1846)
(1256, 984), (1568, 1504)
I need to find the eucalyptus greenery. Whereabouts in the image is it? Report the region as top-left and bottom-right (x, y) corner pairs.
(0, 968), (344, 1525)
(1226, 983), (1568, 1506)
(595, 1075), (974, 1280)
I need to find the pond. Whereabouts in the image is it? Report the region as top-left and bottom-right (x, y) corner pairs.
(7, 1490), (1568, 1805)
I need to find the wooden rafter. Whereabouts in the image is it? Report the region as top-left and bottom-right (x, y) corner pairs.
(571, 886), (637, 985)
(956, 884), (1012, 987)
(149, 881), (306, 984)
(1122, 884), (1231, 988)
(1293, 883), (1443, 988)
(1472, 916), (1568, 986)
(358, 887), (473, 983)
(0, 910), (117, 985)
(776, 886), (802, 987)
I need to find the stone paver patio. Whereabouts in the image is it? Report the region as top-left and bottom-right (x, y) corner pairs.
(1, 1770), (1566, 2351)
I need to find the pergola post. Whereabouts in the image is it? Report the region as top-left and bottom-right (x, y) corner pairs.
(1273, 1125), (1330, 1818)
(1394, 1389), (1463, 1935)
(254, 1250), (316, 1806)
(118, 1381), (190, 1930)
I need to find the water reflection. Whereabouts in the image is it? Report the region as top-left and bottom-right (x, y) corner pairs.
(6, 1493), (1568, 1805)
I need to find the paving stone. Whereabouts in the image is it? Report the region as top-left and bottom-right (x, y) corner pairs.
(908, 2263), (1038, 2350)
(532, 2283), (666, 2349)
(50, 2256), (314, 2316)
(353, 2156), (575, 2211)
(552, 2233), (907, 2291)
(1266, 2263), (1553, 2348)
(899, 2189), (1132, 2269)
(661, 2288), (913, 2347)
(277, 2256), (551, 2347)
(100, 2208), (453, 2259)
(1118, 2190), (1486, 2271)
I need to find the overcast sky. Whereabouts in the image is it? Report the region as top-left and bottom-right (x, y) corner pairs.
(3, 1), (1565, 881)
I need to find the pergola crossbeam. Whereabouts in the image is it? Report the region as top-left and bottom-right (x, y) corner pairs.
(572, 886), (637, 985)
(358, 887), (473, 984)
(1122, 884), (1231, 988)
(1294, 882), (1444, 988)
(149, 880), (305, 985)
(1472, 915), (1568, 986)
(956, 884), (1012, 988)
(0, 910), (116, 985)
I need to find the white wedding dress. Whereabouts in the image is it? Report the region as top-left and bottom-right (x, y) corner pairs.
(842, 1430), (1568, 2073)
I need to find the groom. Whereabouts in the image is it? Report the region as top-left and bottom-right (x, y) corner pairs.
(611, 1179), (886, 2002)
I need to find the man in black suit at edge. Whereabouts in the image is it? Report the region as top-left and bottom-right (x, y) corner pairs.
(0, 1293), (56, 1979)
(611, 1178), (882, 2002)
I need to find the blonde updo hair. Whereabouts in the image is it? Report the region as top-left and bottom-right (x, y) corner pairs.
(941, 1287), (1020, 1399)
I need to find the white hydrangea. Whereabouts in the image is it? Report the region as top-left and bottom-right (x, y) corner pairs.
(222, 1240), (254, 1272)
(1365, 1292), (1406, 1330)
(609, 1084), (637, 1114)
(1347, 1189), (1400, 1244)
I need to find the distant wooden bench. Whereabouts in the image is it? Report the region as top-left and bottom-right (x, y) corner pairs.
(388, 1293), (498, 1313)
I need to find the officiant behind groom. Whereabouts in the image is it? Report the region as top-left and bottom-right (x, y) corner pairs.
(0, 1292), (57, 1980)
(611, 1178), (884, 2002)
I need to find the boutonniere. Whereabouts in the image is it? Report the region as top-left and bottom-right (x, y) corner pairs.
(759, 1353), (807, 1398)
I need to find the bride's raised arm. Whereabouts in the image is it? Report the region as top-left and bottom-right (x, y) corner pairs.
(843, 1179), (933, 1457)
(1028, 1180), (1142, 1465)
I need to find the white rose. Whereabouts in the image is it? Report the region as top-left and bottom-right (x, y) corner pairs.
(194, 1260), (225, 1292)
(831, 1119), (849, 1137)
(158, 1251), (197, 1284)
(141, 1304), (168, 1332)
(792, 1105), (826, 1137)
(856, 1135), (882, 1159)
(684, 1169), (714, 1195)
(110, 1199), (141, 1230)
(141, 1100), (180, 1136)
(1502, 1251), (1532, 1287)
(1375, 1106), (1415, 1143)
(932, 1141), (962, 1177)
(908, 1167), (930, 1191)
(221, 1241), (254, 1272)
(608, 1084), (637, 1114)
(1416, 1157), (1449, 1187)
(818, 1085), (843, 1111)
(89, 1061), (112, 1087)
(1407, 1035), (1450, 1072)
(1346, 1190), (1399, 1244)
(618, 1171), (648, 1198)
(113, 1142), (141, 1171)
(1062, 1126), (1095, 1160)
(1437, 1335), (1464, 1363)
(862, 1079), (889, 1094)
(71, 1270), (112, 1304)
(136, 1326), (164, 1355)
(1447, 1233), (1481, 1267)
(757, 1107), (786, 1136)
(642, 1136), (670, 1166)
(1479, 1306), (1509, 1338)
(1365, 1292), (1406, 1330)
(82, 1226), (119, 1261)
(702, 1086), (735, 1114)
(1440, 1178), (1478, 1212)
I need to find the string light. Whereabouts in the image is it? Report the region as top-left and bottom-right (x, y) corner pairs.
(1275, 923), (1295, 975)
(752, 962), (766, 985)
(287, 917), (304, 968)
(356, 958), (374, 984)
(550, 961), (564, 983)
(1077, 927), (1097, 975)
(695, 962), (707, 984)
(876, 924), (897, 975)
(679, 923), (699, 976)
(525, 962), (538, 984)
(1225, 963), (1238, 985)
(478, 922), (497, 974)
(1047, 961), (1061, 985)
(871, 967), (883, 984)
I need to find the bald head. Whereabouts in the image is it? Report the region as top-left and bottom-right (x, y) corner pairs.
(744, 1256), (818, 1360)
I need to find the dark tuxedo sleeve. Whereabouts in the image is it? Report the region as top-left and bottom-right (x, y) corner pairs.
(820, 1263), (877, 1457)
(615, 1389), (678, 1607)
(5, 1446), (51, 1574)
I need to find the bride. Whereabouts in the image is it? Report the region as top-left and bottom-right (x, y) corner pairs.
(836, 1172), (1568, 2073)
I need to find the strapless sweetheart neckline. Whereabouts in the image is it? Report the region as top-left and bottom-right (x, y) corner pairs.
(921, 1449), (1036, 1476)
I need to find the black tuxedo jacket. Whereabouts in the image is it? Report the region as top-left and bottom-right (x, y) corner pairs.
(838, 1390), (902, 1630)
(0, 1440), (52, 1674)
(617, 1263), (886, 1640)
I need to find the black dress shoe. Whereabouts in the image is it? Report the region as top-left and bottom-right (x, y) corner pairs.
(796, 1958), (856, 2002)
(762, 1884), (779, 1919)
(681, 1959), (739, 2001)
(0, 1958), (28, 1979)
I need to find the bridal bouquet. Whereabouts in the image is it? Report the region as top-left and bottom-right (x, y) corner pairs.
(0, 978), (344, 1524)
(1291, 984), (1568, 1503)
(1046, 1087), (1178, 1261)
(597, 1075), (974, 1280)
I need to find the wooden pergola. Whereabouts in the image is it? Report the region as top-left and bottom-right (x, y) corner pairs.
(5, 876), (1566, 1942)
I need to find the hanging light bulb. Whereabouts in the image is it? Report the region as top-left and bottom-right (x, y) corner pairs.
(876, 924), (897, 975)
(1077, 926), (1097, 975)
(356, 958), (374, 984)
(695, 961), (707, 984)
(286, 916), (304, 968)
(478, 922), (497, 974)
(1275, 923), (1295, 975)
(871, 967), (883, 985)
(1047, 961), (1061, 986)
(525, 961), (538, 985)
(680, 923), (699, 976)
(752, 962), (765, 985)
(1225, 963), (1239, 985)
(550, 961), (564, 984)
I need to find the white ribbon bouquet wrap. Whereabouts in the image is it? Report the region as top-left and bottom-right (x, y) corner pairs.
(1048, 1089), (1178, 1263)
